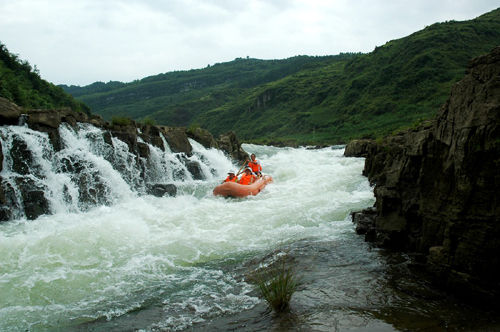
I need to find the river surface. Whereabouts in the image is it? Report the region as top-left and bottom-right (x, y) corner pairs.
(0, 141), (498, 331)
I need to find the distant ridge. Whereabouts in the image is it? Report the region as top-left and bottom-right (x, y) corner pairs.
(62, 8), (500, 144)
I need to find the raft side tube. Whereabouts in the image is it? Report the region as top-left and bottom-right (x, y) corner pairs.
(213, 175), (273, 197)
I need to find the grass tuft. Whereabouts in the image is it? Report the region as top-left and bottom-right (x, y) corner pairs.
(257, 259), (299, 313)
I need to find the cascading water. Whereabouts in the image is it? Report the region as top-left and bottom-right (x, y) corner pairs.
(0, 123), (226, 220)
(0, 124), (375, 331)
(1, 127), (497, 331)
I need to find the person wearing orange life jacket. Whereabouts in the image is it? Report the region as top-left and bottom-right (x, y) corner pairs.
(247, 153), (262, 177)
(238, 168), (256, 185)
(223, 171), (237, 183)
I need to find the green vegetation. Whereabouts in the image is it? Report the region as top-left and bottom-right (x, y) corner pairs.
(0, 42), (89, 113)
(60, 55), (341, 128)
(141, 116), (155, 126)
(62, 8), (500, 144)
(256, 257), (299, 313)
(111, 116), (133, 126)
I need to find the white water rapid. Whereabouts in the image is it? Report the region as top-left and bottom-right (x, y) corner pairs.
(0, 123), (374, 331)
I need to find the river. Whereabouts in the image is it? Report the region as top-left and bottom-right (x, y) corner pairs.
(0, 126), (498, 331)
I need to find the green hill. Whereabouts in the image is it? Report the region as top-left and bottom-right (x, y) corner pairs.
(0, 43), (89, 113)
(63, 8), (500, 144)
(60, 55), (348, 126)
(196, 8), (500, 144)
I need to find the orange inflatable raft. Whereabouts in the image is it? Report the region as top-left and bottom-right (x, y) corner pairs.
(213, 175), (273, 197)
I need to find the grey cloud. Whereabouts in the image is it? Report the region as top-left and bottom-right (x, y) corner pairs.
(1, 0), (498, 85)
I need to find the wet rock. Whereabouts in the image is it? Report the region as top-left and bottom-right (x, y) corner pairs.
(89, 114), (106, 127)
(351, 207), (376, 235)
(109, 123), (138, 152)
(23, 189), (50, 220)
(217, 131), (249, 163)
(137, 142), (150, 159)
(47, 129), (63, 152)
(185, 160), (204, 180)
(27, 109), (62, 129)
(160, 126), (192, 155)
(102, 131), (113, 147)
(14, 177), (50, 220)
(350, 47), (500, 303)
(344, 139), (377, 157)
(76, 171), (110, 208)
(0, 178), (10, 222)
(26, 107), (89, 130)
(0, 97), (22, 125)
(186, 127), (218, 149)
(10, 136), (33, 175)
(139, 124), (164, 150)
(0, 141), (3, 173)
(147, 184), (177, 197)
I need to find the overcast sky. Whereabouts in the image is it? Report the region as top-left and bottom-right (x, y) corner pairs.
(0, 0), (498, 86)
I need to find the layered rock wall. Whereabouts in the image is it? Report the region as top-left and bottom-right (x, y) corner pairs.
(346, 47), (500, 302)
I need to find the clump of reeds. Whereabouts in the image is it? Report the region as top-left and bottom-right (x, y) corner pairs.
(256, 258), (298, 313)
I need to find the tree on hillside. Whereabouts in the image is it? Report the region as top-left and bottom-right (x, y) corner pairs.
(0, 42), (90, 113)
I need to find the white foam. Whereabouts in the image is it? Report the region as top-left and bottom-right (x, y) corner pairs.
(0, 142), (374, 331)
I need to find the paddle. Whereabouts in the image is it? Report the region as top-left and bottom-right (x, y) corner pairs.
(236, 158), (249, 176)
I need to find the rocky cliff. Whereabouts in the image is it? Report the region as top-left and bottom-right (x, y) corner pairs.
(346, 47), (500, 303)
(0, 97), (249, 221)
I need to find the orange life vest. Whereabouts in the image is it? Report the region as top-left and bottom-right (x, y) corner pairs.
(248, 160), (262, 173)
(224, 176), (237, 183)
(238, 173), (255, 185)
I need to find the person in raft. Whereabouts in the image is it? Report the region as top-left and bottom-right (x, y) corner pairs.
(238, 168), (256, 185)
(223, 171), (237, 183)
(247, 153), (262, 177)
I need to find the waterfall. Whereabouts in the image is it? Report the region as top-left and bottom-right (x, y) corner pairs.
(0, 123), (234, 221)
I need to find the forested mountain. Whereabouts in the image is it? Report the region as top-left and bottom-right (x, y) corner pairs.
(60, 55), (348, 127)
(0, 43), (89, 113)
(63, 8), (500, 144)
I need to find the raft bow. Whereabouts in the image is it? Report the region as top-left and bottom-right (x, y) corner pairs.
(213, 175), (273, 197)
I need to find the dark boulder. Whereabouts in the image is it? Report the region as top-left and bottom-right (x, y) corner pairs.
(89, 114), (106, 128)
(137, 142), (150, 159)
(159, 126), (192, 155)
(76, 171), (110, 208)
(344, 139), (377, 158)
(147, 184), (177, 197)
(14, 177), (50, 220)
(27, 108), (63, 129)
(186, 160), (205, 180)
(23, 189), (50, 220)
(186, 127), (218, 149)
(351, 207), (377, 240)
(139, 124), (165, 150)
(217, 131), (249, 163)
(26, 107), (89, 130)
(0, 177), (10, 221)
(10, 135), (34, 175)
(102, 131), (113, 147)
(0, 97), (22, 125)
(109, 123), (138, 152)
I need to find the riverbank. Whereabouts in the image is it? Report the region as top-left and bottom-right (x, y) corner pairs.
(345, 47), (500, 305)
